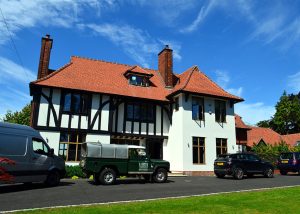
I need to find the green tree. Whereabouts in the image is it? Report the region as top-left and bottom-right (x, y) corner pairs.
(1, 104), (31, 126)
(256, 91), (300, 134)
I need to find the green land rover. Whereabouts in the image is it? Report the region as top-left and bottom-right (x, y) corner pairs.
(80, 142), (170, 185)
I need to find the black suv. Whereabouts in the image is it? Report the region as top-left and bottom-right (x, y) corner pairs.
(277, 152), (300, 175)
(214, 153), (274, 180)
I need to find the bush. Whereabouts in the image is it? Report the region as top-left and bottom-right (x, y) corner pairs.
(65, 165), (87, 178)
(251, 141), (291, 166)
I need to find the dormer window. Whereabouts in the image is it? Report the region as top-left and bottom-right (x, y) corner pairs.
(129, 75), (149, 87)
(124, 65), (153, 87)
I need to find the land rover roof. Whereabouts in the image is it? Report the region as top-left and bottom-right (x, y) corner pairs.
(0, 122), (42, 138)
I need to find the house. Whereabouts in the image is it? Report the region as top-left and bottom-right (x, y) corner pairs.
(282, 133), (300, 147)
(247, 127), (282, 147)
(235, 114), (251, 152)
(29, 35), (243, 174)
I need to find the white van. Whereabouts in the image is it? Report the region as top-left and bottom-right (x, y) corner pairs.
(0, 122), (65, 186)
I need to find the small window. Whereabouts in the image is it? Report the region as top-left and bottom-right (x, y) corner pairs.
(215, 100), (226, 123)
(129, 75), (149, 87)
(126, 102), (154, 122)
(192, 97), (204, 120)
(62, 93), (89, 115)
(174, 97), (179, 111)
(216, 138), (227, 156)
(193, 137), (205, 164)
(32, 138), (49, 155)
(59, 132), (86, 162)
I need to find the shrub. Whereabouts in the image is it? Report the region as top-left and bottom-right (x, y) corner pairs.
(65, 165), (87, 178)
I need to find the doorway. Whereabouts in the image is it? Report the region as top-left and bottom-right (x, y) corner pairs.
(146, 138), (163, 159)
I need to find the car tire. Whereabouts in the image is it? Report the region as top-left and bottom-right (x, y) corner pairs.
(215, 173), (225, 178)
(233, 167), (244, 180)
(280, 170), (287, 175)
(153, 168), (168, 183)
(99, 168), (116, 185)
(45, 170), (60, 187)
(264, 168), (274, 178)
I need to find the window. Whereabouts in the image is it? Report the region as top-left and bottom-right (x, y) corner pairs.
(32, 138), (49, 155)
(215, 100), (226, 122)
(216, 138), (227, 157)
(126, 102), (154, 122)
(246, 154), (260, 161)
(192, 97), (204, 120)
(192, 137), (205, 164)
(129, 75), (149, 87)
(59, 132), (86, 162)
(62, 93), (89, 114)
(0, 133), (27, 156)
(174, 97), (179, 111)
(111, 138), (140, 146)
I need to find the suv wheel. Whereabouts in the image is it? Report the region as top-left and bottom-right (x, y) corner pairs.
(45, 170), (60, 187)
(280, 170), (287, 175)
(264, 168), (274, 178)
(215, 173), (225, 178)
(99, 168), (116, 185)
(233, 168), (244, 180)
(153, 168), (168, 183)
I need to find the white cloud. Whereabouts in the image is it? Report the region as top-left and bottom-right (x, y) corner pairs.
(0, 57), (35, 83)
(84, 23), (181, 67)
(287, 71), (300, 92)
(180, 0), (219, 33)
(227, 87), (243, 97)
(235, 102), (275, 125)
(0, 0), (115, 44)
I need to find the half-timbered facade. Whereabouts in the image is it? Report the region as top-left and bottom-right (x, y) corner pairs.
(30, 35), (243, 173)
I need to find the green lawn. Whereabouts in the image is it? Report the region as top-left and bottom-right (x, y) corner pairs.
(19, 186), (300, 214)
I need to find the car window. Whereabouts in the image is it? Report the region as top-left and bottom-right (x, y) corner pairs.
(246, 154), (260, 161)
(280, 153), (293, 159)
(236, 154), (246, 160)
(32, 138), (49, 155)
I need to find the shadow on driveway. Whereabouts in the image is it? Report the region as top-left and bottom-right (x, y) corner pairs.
(0, 181), (74, 194)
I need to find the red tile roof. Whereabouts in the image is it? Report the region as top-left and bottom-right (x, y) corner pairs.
(235, 114), (250, 129)
(169, 66), (243, 102)
(282, 133), (300, 147)
(247, 127), (282, 146)
(31, 56), (243, 102)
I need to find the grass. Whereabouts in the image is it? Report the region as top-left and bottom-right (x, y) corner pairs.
(18, 186), (300, 214)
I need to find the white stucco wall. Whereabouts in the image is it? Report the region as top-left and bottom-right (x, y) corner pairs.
(167, 94), (237, 172)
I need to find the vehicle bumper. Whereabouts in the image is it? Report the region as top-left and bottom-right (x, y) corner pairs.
(214, 168), (232, 175)
(278, 165), (300, 172)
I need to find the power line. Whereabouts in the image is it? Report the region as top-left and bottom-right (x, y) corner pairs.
(0, 6), (30, 81)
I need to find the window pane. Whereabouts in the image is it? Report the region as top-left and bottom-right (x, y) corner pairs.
(147, 104), (154, 122)
(193, 137), (198, 146)
(216, 138), (221, 147)
(63, 93), (71, 112)
(127, 104), (134, 120)
(134, 104), (140, 120)
(33, 138), (47, 155)
(81, 94), (89, 114)
(68, 144), (76, 161)
(60, 132), (69, 142)
(192, 104), (199, 120)
(140, 104), (147, 121)
(72, 94), (81, 113)
(0, 133), (27, 156)
(193, 147), (198, 164)
(200, 147), (205, 163)
(199, 138), (205, 147)
(69, 133), (77, 142)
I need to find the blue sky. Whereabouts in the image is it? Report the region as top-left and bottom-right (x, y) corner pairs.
(0, 0), (300, 125)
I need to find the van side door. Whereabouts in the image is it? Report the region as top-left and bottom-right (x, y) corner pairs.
(30, 138), (52, 182)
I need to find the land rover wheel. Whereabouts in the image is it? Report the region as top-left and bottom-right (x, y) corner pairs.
(45, 171), (60, 187)
(233, 168), (244, 180)
(99, 168), (116, 185)
(153, 168), (168, 183)
(264, 168), (274, 178)
(280, 170), (287, 175)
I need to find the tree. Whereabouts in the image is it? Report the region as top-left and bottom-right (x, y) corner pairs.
(256, 91), (300, 134)
(1, 104), (31, 126)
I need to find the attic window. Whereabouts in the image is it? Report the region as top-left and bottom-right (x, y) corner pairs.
(129, 75), (149, 87)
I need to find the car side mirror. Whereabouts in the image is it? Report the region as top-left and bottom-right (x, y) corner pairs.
(49, 148), (54, 156)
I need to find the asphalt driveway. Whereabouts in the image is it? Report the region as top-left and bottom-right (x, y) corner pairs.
(1, 175), (300, 212)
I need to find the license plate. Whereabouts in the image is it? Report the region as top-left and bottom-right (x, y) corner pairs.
(281, 160), (288, 164)
(217, 162), (224, 166)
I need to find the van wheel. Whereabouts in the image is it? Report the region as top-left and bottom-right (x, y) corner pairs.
(153, 168), (168, 183)
(45, 171), (60, 187)
(99, 168), (116, 185)
(233, 168), (244, 180)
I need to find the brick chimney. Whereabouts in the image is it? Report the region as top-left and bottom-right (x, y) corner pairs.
(37, 34), (53, 79)
(158, 45), (173, 87)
